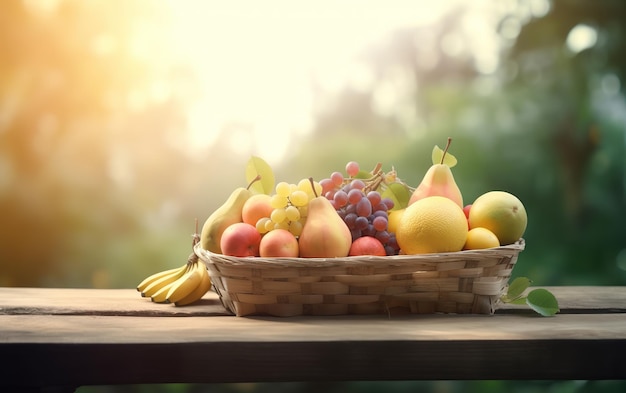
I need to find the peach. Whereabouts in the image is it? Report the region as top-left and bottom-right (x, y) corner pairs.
(348, 236), (386, 256)
(242, 194), (273, 226)
(259, 229), (299, 258)
(220, 222), (261, 257)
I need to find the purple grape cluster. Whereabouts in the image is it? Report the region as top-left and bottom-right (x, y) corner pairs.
(319, 162), (400, 256)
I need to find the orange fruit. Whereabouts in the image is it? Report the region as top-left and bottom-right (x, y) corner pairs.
(242, 194), (273, 226)
(464, 227), (500, 250)
(468, 191), (527, 245)
(396, 196), (468, 254)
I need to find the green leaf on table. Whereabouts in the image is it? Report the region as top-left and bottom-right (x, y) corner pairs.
(381, 182), (411, 210)
(507, 296), (528, 305)
(526, 288), (560, 317)
(245, 156), (275, 195)
(503, 277), (532, 302)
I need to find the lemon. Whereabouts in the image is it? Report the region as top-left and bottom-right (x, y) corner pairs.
(464, 227), (500, 250)
(468, 191), (527, 245)
(387, 208), (405, 234)
(396, 196), (468, 254)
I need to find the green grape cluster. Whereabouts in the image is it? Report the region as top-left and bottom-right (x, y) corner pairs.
(255, 179), (322, 237)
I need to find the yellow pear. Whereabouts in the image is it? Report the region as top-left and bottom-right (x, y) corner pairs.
(298, 178), (352, 258)
(409, 137), (463, 208)
(200, 176), (260, 253)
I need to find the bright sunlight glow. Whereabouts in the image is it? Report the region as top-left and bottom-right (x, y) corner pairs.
(157, 0), (471, 165)
(23, 0), (538, 166)
(125, 0), (548, 166)
(566, 23), (598, 54)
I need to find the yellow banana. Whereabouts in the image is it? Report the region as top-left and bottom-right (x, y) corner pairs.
(164, 261), (204, 304)
(174, 262), (211, 306)
(137, 265), (185, 293)
(140, 265), (187, 298)
(150, 282), (174, 303)
(150, 264), (192, 303)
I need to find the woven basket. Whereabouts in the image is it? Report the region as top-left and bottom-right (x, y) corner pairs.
(194, 239), (525, 317)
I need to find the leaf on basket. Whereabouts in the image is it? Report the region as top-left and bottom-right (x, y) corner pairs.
(354, 169), (373, 179)
(246, 156), (275, 195)
(381, 182), (411, 210)
(526, 288), (560, 317)
(503, 276), (532, 302)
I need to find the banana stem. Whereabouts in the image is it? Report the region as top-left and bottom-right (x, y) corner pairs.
(189, 223), (200, 265)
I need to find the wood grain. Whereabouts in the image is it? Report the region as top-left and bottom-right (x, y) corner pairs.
(1, 286), (624, 316)
(1, 313), (625, 386)
(2, 312), (626, 343)
(0, 287), (231, 316)
(0, 286), (625, 390)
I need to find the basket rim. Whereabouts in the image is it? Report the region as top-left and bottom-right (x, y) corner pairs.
(194, 238), (525, 268)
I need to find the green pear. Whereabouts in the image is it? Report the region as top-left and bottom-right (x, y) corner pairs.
(298, 179), (352, 258)
(409, 138), (463, 208)
(200, 176), (260, 253)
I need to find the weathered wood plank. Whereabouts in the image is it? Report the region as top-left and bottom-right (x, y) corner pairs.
(0, 286), (624, 316)
(0, 287), (230, 316)
(2, 313), (626, 343)
(1, 314), (625, 385)
(1, 286), (625, 389)
(3, 339), (625, 386)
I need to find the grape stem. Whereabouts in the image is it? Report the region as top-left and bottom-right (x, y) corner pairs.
(370, 162), (383, 175)
(340, 163), (417, 194)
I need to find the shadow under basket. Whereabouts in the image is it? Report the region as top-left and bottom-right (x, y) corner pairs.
(194, 239), (525, 317)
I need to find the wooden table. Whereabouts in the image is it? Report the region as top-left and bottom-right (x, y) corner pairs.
(1, 286), (625, 392)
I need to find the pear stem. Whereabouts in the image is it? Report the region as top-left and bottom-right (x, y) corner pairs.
(441, 137), (452, 165)
(246, 174), (262, 190)
(308, 177), (318, 198)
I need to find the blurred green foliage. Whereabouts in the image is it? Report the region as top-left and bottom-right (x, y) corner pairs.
(285, 0), (626, 286)
(1, 0), (626, 391)
(1, 0), (625, 288)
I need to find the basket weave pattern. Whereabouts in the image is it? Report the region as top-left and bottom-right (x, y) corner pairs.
(194, 239), (524, 317)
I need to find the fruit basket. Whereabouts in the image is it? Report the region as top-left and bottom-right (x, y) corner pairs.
(194, 239), (525, 317)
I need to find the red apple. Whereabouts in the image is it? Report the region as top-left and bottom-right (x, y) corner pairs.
(463, 204), (472, 219)
(349, 236), (386, 256)
(259, 229), (299, 258)
(463, 204), (472, 230)
(220, 222), (261, 257)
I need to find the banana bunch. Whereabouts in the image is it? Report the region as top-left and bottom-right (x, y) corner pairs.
(136, 233), (212, 306)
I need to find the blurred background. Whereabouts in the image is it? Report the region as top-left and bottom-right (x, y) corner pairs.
(1, 0), (625, 392)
